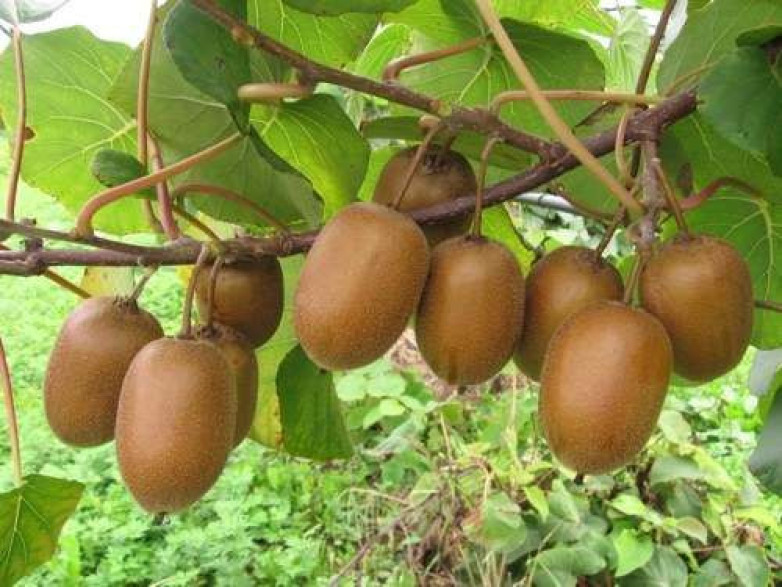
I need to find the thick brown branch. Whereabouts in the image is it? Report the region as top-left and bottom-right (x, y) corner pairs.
(0, 90), (697, 274)
(189, 0), (556, 160)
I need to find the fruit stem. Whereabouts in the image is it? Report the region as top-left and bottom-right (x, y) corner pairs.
(637, 0), (679, 95)
(0, 337), (23, 486)
(595, 206), (627, 259)
(137, 0), (158, 168)
(471, 137), (501, 237)
(5, 25), (27, 222)
(623, 254), (646, 305)
(171, 205), (221, 241)
(474, 0), (643, 216)
(490, 90), (661, 113)
(171, 183), (290, 234)
(205, 257), (225, 330)
(129, 266), (158, 303)
(651, 157), (690, 236)
(383, 36), (487, 82)
(75, 132), (243, 238)
(614, 107), (634, 188)
(391, 121), (446, 210)
(148, 136), (182, 241)
(180, 245), (211, 339)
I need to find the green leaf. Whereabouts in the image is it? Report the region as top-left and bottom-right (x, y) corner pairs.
(611, 494), (653, 518)
(532, 546), (606, 587)
(389, 2), (605, 138)
(0, 27), (143, 233)
(657, 0), (782, 94)
(483, 206), (535, 271)
(657, 410), (692, 445)
(674, 517), (708, 544)
(547, 480), (580, 523)
(276, 345), (354, 461)
(79, 267), (135, 297)
(0, 474), (84, 586)
(524, 486), (549, 520)
(700, 47), (782, 167)
(0, 0), (70, 24)
(249, 1), (378, 68)
(351, 23), (412, 80)
(650, 455), (705, 486)
(495, 0), (616, 37)
(623, 546), (688, 587)
(694, 559), (735, 587)
(605, 8), (651, 91)
(749, 390), (782, 494)
(90, 149), (153, 197)
(612, 529), (654, 577)
(164, 0), (251, 122)
(249, 255), (303, 449)
(726, 545), (770, 587)
(474, 492), (527, 554)
(251, 94), (370, 218)
(283, 0), (419, 15)
(661, 115), (782, 348)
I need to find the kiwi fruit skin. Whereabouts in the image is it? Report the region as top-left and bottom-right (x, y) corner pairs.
(415, 235), (525, 385)
(640, 234), (753, 382)
(116, 337), (236, 513)
(514, 246), (624, 381)
(198, 325), (258, 446)
(540, 301), (672, 475)
(295, 202), (430, 371)
(373, 146), (477, 245)
(195, 257), (283, 348)
(44, 296), (163, 447)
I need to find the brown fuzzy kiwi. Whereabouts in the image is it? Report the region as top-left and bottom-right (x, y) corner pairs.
(415, 235), (525, 385)
(514, 246), (624, 381)
(640, 234), (753, 382)
(294, 202), (430, 371)
(197, 324), (259, 446)
(540, 301), (672, 474)
(373, 146), (477, 245)
(44, 296), (163, 447)
(116, 337), (236, 513)
(195, 257), (283, 348)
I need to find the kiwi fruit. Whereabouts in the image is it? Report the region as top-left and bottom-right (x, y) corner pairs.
(373, 146), (477, 245)
(194, 257), (283, 348)
(415, 235), (525, 385)
(540, 301), (672, 474)
(44, 296), (163, 447)
(116, 337), (236, 513)
(514, 246), (624, 381)
(640, 234), (753, 382)
(295, 202), (430, 371)
(198, 324), (259, 446)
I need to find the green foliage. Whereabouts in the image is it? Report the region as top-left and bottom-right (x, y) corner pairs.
(0, 475), (84, 586)
(0, 0), (71, 25)
(283, 0), (420, 16)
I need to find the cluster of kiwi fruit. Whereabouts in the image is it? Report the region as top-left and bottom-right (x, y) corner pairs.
(44, 257), (283, 513)
(294, 143), (755, 476)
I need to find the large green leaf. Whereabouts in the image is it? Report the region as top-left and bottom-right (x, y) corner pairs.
(657, 0), (782, 94)
(389, 3), (605, 138)
(276, 345), (354, 461)
(0, 27), (143, 233)
(249, 255), (303, 449)
(532, 546), (606, 586)
(605, 8), (650, 91)
(495, 0), (615, 36)
(612, 529), (654, 577)
(0, 0), (70, 24)
(749, 391), (782, 494)
(0, 474), (84, 586)
(661, 115), (782, 348)
(468, 492), (527, 554)
(623, 546), (688, 587)
(164, 0), (251, 123)
(283, 0), (419, 15)
(726, 545), (770, 587)
(109, 6), (320, 230)
(699, 47), (781, 170)
(251, 94), (370, 218)
(248, 0), (378, 68)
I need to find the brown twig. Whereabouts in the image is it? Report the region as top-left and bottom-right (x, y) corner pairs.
(755, 300), (782, 313)
(679, 177), (760, 210)
(472, 137), (501, 236)
(172, 204), (221, 241)
(0, 243), (90, 298)
(5, 25), (27, 222)
(383, 37), (486, 82)
(491, 90), (661, 113)
(0, 336), (23, 486)
(180, 245), (211, 338)
(0, 90), (697, 273)
(148, 135), (181, 240)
